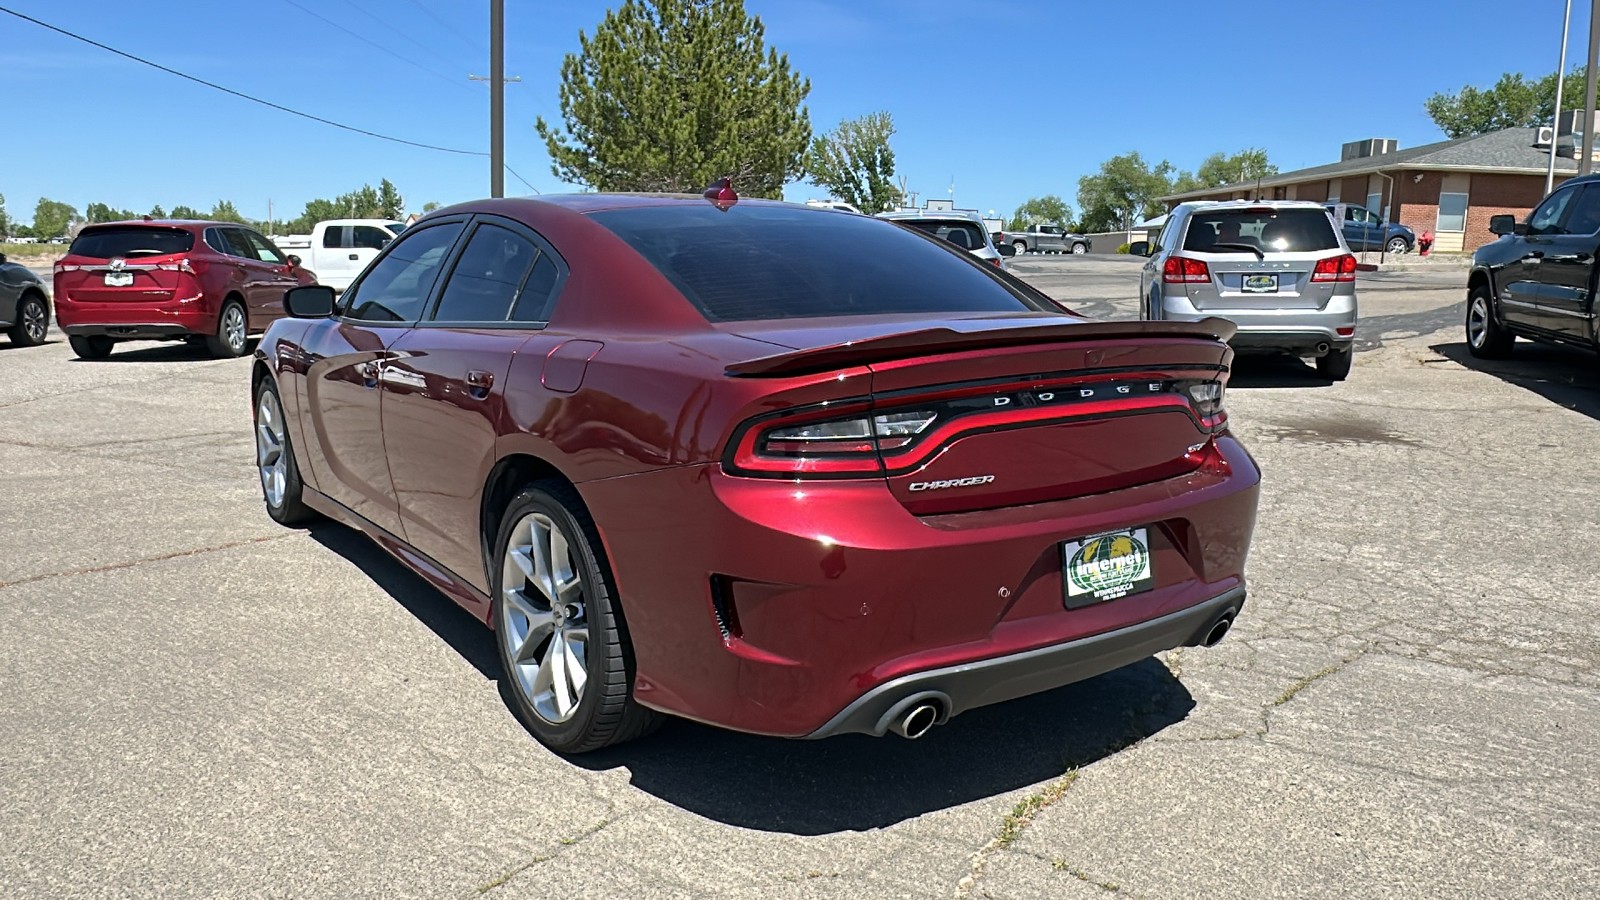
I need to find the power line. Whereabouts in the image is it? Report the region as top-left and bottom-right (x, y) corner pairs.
(277, 0), (472, 93)
(0, 5), (485, 157)
(334, 0), (475, 80)
(403, 0), (488, 54)
(504, 163), (540, 194)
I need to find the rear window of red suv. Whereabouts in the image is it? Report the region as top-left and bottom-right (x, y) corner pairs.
(68, 227), (195, 259)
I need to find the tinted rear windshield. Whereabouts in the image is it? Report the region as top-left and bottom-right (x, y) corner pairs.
(590, 204), (1040, 321)
(1183, 209), (1338, 253)
(894, 219), (989, 251)
(69, 227), (194, 259)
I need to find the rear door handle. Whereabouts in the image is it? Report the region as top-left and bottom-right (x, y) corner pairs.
(466, 369), (494, 399)
(348, 253), (360, 261)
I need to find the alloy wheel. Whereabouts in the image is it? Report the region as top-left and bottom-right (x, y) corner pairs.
(224, 305), (247, 353)
(500, 512), (589, 724)
(1387, 238), (1408, 255)
(1467, 295), (1489, 349)
(255, 390), (287, 508)
(21, 299), (47, 343)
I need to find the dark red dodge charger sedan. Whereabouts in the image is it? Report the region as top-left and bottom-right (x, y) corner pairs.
(252, 188), (1260, 753)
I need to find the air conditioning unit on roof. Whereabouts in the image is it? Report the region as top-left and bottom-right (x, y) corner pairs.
(1535, 125), (1556, 148)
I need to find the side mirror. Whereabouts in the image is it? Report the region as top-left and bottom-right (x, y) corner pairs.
(286, 254), (302, 267)
(1488, 214), (1519, 236)
(1127, 241), (1151, 257)
(0, 252), (7, 265)
(995, 241), (1016, 257)
(284, 284), (335, 318)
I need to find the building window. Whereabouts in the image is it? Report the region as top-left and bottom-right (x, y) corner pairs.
(1437, 192), (1469, 232)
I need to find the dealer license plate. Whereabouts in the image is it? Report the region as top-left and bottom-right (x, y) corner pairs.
(103, 272), (134, 287)
(1241, 274), (1278, 293)
(1061, 527), (1155, 608)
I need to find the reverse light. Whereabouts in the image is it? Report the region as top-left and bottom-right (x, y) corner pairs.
(1186, 380), (1227, 431)
(1311, 253), (1357, 283)
(762, 410), (937, 456)
(1163, 256), (1210, 284)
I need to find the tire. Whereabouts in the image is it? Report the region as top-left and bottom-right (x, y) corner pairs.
(1012, 240), (1028, 256)
(1071, 242), (1088, 255)
(68, 335), (113, 360)
(1465, 285), (1513, 359)
(492, 481), (661, 753)
(1316, 347), (1353, 381)
(253, 377), (317, 526)
(1386, 237), (1410, 255)
(7, 292), (49, 346)
(206, 300), (249, 358)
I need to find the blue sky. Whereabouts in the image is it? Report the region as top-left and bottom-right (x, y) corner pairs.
(1, 0), (1587, 226)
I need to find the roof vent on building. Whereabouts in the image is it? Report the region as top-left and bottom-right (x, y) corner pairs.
(1340, 138), (1398, 161)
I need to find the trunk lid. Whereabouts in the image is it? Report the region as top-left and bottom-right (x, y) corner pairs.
(723, 314), (1233, 515)
(1185, 250), (1333, 311)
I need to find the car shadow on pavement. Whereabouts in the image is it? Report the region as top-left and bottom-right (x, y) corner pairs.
(306, 522), (500, 679)
(1228, 354), (1335, 389)
(574, 658), (1194, 835)
(66, 340), (257, 362)
(1432, 339), (1600, 421)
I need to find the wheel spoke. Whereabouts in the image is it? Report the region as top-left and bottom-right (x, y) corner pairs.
(513, 608), (555, 664)
(530, 518), (558, 603)
(507, 545), (537, 583)
(549, 634), (574, 716)
(562, 635), (588, 696)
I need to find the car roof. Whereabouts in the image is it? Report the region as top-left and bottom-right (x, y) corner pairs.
(84, 219), (234, 230)
(1180, 200), (1329, 212)
(875, 211), (985, 223)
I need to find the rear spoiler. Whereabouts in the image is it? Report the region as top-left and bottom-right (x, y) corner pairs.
(725, 318), (1237, 377)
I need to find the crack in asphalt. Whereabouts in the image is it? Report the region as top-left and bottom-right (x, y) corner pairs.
(471, 814), (618, 896)
(0, 533), (292, 591)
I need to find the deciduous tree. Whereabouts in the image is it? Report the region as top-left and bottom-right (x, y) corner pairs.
(1172, 149), (1278, 192)
(805, 111), (898, 214)
(209, 200), (249, 224)
(535, 0), (812, 197)
(1425, 68), (1585, 138)
(169, 205), (202, 220)
(1076, 153), (1173, 233)
(32, 198), (77, 239)
(377, 179), (404, 220)
(1007, 195), (1073, 231)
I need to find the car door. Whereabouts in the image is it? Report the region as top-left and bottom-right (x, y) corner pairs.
(382, 217), (566, 596)
(1530, 183), (1600, 340)
(231, 227), (302, 331)
(296, 218), (468, 538)
(1506, 183), (1582, 333)
(202, 227), (259, 312)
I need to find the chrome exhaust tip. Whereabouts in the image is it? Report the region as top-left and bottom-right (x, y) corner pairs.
(890, 702), (940, 739)
(1203, 615), (1233, 647)
(1315, 341), (1331, 355)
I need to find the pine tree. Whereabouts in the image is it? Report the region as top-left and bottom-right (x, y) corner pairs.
(535, 0), (811, 198)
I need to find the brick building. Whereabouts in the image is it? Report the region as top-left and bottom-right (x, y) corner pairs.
(1158, 128), (1578, 253)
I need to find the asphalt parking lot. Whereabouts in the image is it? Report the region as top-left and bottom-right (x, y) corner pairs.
(2, 256), (1597, 898)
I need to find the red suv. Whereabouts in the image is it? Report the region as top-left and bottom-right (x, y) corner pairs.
(54, 220), (317, 359)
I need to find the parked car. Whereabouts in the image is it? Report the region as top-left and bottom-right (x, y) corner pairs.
(54, 219), (317, 359)
(1324, 202), (1414, 255)
(252, 191), (1261, 753)
(876, 210), (1007, 268)
(0, 252), (51, 347)
(1003, 223), (1089, 255)
(1465, 173), (1600, 359)
(1131, 200), (1358, 380)
(273, 219), (406, 292)
(804, 199), (863, 214)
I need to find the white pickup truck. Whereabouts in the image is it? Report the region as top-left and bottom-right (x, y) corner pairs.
(273, 219), (406, 291)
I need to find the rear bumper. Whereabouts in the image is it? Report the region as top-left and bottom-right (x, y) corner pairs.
(54, 294), (215, 337)
(807, 584), (1245, 738)
(579, 435), (1261, 737)
(1161, 293), (1356, 355)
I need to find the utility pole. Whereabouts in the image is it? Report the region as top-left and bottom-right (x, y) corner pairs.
(1548, 0), (1573, 193)
(469, 0), (521, 198)
(1580, 0), (1599, 175)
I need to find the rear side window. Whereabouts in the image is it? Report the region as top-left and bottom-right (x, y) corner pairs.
(70, 227), (194, 259)
(322, 227), (346, 249)
(1184, 209), (1339, 253)
(431, 224), (537, 322)
(591, 204), (1043, 322)
(896, 219), (987, 251)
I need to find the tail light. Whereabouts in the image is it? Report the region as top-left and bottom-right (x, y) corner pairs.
(155, 258), (198, 275)
(727, 377), (1228, 478)
(990, 257), (1002, 267)
(1311, 253), (1357, 283)
(1162, 256), (1210, 284)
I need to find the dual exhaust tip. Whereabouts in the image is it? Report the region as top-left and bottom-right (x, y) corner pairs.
(885, 611), (1238, 740)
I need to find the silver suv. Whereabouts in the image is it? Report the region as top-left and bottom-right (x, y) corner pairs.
(1133, 200), (1358, 380)
(876, 211), (1007, 270)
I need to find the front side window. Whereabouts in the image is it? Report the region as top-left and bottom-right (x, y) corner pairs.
(238, 229), (286, 264)
(322, 226), (346, 249)
(1526, 187), (1576, 236)
(352, 226), (392, 250)
(340, 222), (465, 323)
(1563, 185), (1600, 235)
(431, 224), (538, 322)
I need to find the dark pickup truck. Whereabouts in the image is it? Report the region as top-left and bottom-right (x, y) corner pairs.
(1465, 172), (1600, 358)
